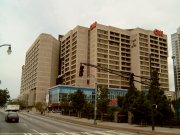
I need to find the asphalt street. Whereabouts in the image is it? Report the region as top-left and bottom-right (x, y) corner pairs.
(0, 111), (140, 135)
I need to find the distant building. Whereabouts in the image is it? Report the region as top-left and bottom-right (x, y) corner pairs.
(171, 27), (180, 98)
(19, 33), (60, 107)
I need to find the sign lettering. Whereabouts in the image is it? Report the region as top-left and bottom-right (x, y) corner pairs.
(90, 21), (97, 30)
(110, 100), (117, 105)
(154, 29), (163, 37)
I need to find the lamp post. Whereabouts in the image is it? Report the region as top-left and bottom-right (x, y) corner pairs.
(0, 44), (12, 55)
(0, 44), (12, 87)
(172, 56), (179, 120)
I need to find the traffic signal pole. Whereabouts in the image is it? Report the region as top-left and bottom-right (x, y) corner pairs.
(94, 82), (97, 125)
(79, 62), (151, 86)
(150, 53), (155, 131)
(79, 62), (152, 126)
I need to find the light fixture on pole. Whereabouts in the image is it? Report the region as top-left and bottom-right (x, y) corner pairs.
(0, 44), (12, 55)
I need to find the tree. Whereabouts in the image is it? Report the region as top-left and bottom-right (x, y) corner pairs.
(147, 70), (174, 125)
(124, 74), (139, 112)
(172, 98), (180, 110)
(97, 85), (110, 121)
(117, 96), (125, 108)
(83, 102), (94, 119)
(0, 88), (10, 107)
(131, 91), (151, 124)
(71, 89), (86, 117)
(35, 102), (47, 115)
(120, 74), (139, 124)
(61, 93), (70, 114)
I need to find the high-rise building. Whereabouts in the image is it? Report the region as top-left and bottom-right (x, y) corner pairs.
(20, 33), (59, 106)
(171, 27), (180, 96)
(58, 26), (89, 87)
(130, 28), (168, 91)
(58, 22), (169, 91)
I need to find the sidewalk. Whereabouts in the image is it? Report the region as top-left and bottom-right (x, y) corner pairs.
(25, 111), (180, 135)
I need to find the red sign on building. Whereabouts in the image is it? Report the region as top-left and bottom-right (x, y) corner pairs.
(90, 21), (97, 30)
(154, 29), (163, 37)
(110, 99), (117, 105)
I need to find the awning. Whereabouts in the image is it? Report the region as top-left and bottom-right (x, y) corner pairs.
(49, 103), (61, 107)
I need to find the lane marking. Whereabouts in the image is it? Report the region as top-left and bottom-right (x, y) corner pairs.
(92, 131), (114, 135)
(65, 133), (80, 135)
(83, 132), (94, 135)
(32, 129), (42, 134)
(105, 130), (125, 135)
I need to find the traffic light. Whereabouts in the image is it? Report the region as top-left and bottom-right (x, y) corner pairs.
(128, 73), (135, 87)
(129, 73), (134, 83)
(79, 65), (84, 77)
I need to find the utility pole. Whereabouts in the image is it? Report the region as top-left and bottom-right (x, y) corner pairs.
(94, 82), (97, 125)
(150, 53), (155, 131)
(79, 65), (97, 125)
(79, 62), (152, 125)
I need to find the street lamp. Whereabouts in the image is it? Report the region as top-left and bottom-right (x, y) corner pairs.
(172, 56), (179, 120)
(0, 44), (12, 89)
(0, 44), (12, 55)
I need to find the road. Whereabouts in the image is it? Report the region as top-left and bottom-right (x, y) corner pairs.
(0, 110), (140, 135)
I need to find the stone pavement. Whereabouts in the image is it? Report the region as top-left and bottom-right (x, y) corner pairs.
(24, 111), (180, 135)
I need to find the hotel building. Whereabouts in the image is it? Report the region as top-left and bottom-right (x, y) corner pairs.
(19, 23), (169, 107)
(20, 33), (59, 106)
(58, 22), (169, 91)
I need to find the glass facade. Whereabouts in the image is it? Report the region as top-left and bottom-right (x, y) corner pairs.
(49, 85), (128, 106)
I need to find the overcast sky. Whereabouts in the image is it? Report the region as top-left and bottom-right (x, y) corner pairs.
(0, 0), (180, 99)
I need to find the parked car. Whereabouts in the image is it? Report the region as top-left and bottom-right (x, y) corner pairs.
(5, 112), (19, 123)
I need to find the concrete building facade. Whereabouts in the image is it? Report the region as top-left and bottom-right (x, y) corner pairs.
(58, 22), (169, 91)
(130, 28), (168, 91)
(19, 23), (169, 107)
(171, 27), (180, 98)
(58, 26), (89, 88)
(20, 33), (60, 106)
